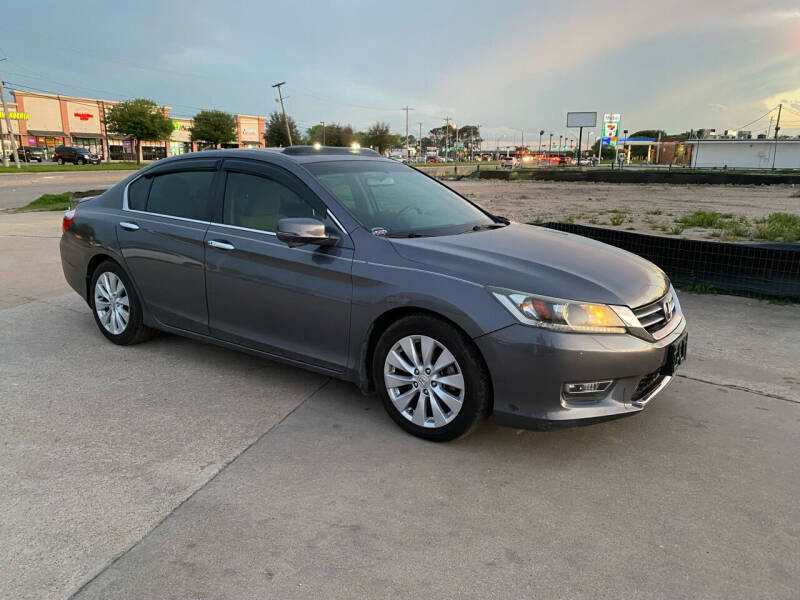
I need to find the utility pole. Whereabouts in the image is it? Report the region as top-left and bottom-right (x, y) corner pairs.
(271, 81), (292, 146)
(655, 130), (662, 164)
(771, 103), (782, 170)
(100, 100), (110, 163)
(418, 122), (423, 162)
(443, 116), (451, 161)
(521, 128), (524, 152)
(548, 133), (553, 157)
(402, 106), (413, 161)
(319, 121), (325, 145)
(0, 73), (21, 168)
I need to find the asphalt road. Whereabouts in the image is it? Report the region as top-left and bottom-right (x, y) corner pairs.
(1, 212), (798, 599)
(0, 170), (132, 210)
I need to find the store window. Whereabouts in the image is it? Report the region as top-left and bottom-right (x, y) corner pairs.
(72, 137), (101, 155)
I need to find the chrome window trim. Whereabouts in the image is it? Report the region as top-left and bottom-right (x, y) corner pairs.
(209, 222), (277, 237)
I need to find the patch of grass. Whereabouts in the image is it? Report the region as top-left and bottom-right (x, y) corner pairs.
(588, 216), (599, 224)
(13, 192), (73, 212)
(678, 210), (752, 240)
(609, 212), (626, 226)
(646, 209), (663, 215)
(667, 224), (685, 235)
(751, 212), (800, 242)
(767, 297), (796, 306)
(0, 162), (141, 173)
(790, 191), (800, 198)
(561, 215), (575, 224)
(680, 283), (717, 294)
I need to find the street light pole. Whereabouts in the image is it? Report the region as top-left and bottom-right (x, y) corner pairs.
(320, 121), (325, 145)
(402, 106), (413, 161)
(548, 133), (553, 158)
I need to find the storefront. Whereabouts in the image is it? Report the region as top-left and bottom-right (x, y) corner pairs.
(238, 115), (262, 149)
(11, 90), (266, 161)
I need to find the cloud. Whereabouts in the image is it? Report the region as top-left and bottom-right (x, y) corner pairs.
(709, 103), (729, 111)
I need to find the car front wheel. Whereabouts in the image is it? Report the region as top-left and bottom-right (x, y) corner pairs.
(90, 261), (152, 345)
(373, 315), (491, 441)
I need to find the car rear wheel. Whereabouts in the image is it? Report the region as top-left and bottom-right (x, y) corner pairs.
(373, 315), (491, 441)
(90, 261), (152, 345)
(57, 158), (64, 165)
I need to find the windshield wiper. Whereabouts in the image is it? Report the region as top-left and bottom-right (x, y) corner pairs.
(386, 232), (429, 238)
(472, 222), (509, 231)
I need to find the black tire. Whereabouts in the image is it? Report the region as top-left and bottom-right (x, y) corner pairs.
(89, 260), (152, 345)
(373, 314), (491, 442)
(77, 158), (85, 165)
(57, 158), (64, 165)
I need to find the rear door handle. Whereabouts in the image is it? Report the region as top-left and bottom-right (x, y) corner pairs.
(208, 240), (235, 251)
(119, 221), (139, 231)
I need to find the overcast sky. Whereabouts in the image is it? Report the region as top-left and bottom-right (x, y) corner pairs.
(4, 1), (799, 146)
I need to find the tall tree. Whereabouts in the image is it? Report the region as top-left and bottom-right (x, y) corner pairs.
(306, 122), (357, 147)
(103, 98), (174, 163)
(190, 110), (237, 147)
(363, 122), (396, 153)
(264, 110), (302, 147)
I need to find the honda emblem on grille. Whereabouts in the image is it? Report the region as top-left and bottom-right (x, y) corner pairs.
(662, 298), (672, 320)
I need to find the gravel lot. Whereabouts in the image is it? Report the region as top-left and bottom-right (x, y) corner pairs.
(448, 180), (800, 240)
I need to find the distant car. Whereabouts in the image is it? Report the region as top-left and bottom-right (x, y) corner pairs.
(499, 156), (517, 168)
(17, 146), (47, 162)
(53, 146), (101, 165)
(426, 156), (445, 163)
(557, 155), (570, 165)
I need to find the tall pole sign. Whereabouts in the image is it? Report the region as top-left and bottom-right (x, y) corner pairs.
(602, 113), (620, 148)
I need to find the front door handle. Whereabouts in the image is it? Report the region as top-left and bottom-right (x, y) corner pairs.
(119, 221), (139, 231)
(208, 240), (235, 251)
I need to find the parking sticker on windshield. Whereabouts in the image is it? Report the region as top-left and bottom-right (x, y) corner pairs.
(371, 227), (388, 237)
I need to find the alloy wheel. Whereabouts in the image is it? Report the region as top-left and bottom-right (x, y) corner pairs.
(383, 334), (465, 428)
(94, 272), (130, 335)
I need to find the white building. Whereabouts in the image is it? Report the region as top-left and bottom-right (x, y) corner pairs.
(685, 139), (800, 169)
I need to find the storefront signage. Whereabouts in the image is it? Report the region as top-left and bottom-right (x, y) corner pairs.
(242, 127), (257, 135)
(74, 113), (94, 121)
(0, 112), (30, 120)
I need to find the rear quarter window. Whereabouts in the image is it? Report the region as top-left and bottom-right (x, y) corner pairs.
(127, 176), (151, 211)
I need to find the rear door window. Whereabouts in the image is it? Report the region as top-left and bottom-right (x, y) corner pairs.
(146, 170), (215, 221)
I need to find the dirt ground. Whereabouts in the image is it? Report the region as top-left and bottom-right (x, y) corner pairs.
(446, 180), (800, 241)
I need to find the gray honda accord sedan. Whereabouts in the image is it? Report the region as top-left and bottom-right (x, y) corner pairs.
(60, 146), (687, 441)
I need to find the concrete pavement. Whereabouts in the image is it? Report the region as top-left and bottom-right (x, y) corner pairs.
(0, 170), (132, 210)
(0, 209), (798, 599)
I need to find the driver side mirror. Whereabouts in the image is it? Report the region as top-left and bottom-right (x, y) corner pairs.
(276, 218), (338, 248)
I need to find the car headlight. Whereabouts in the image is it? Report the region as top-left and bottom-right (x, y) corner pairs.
(489, 287), (627, 334)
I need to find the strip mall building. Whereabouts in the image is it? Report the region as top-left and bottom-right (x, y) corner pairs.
(0, 90), (266, 161)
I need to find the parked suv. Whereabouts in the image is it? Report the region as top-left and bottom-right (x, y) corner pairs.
(17, 146), (47, 162)
(53, 146), (101, 165)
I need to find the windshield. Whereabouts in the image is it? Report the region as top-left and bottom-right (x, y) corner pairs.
(305, 160), (494, 236)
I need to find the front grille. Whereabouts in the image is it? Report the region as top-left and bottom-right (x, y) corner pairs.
(632, 370), (664, 402)
(633, 290), (675, 335)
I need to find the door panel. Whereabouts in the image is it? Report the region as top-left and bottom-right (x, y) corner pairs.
(205, 226), (352, 370)
(117, 213), (209, 333)
(204, 162), (353, 371)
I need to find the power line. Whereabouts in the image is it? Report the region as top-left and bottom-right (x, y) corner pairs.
(733, 106), (779, 131)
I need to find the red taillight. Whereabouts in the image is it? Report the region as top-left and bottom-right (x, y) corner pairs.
(62, 207), (77, 233)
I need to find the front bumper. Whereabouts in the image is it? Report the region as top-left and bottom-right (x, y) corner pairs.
(475, 316), (687, 430)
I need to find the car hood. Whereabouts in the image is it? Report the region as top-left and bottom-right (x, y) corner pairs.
(389, 223), (668, 308)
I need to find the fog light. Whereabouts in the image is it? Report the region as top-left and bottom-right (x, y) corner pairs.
(563, 380), (613, 395)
